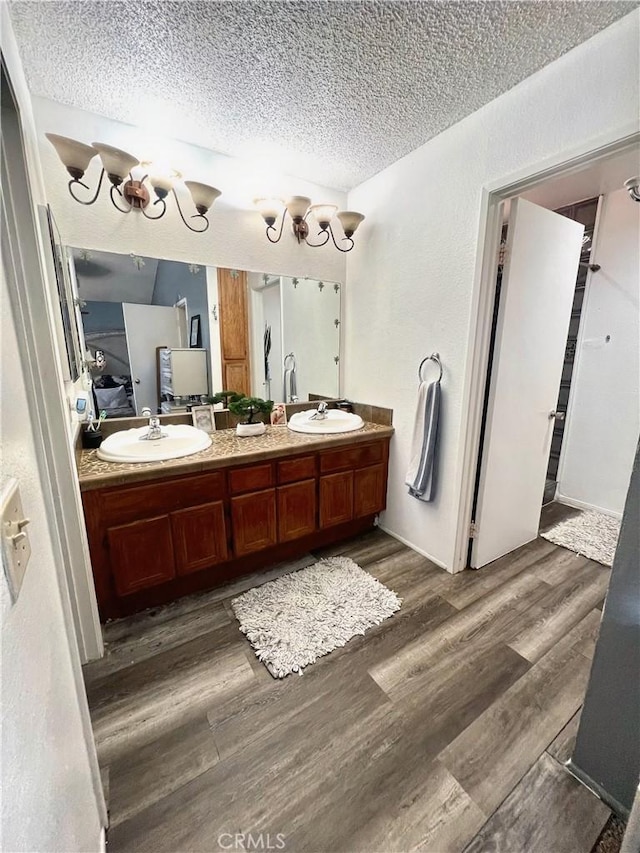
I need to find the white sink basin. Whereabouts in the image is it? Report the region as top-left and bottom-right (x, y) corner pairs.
(287, 409), (364, 435)
(97, 424), (212, 463)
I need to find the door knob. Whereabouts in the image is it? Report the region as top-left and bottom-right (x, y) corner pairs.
(549, 410), (565, 421)
(134, 378), (141, 384)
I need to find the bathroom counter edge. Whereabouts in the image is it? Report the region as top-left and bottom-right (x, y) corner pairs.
(77, 422), (394, 491)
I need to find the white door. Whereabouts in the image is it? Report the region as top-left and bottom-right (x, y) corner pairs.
(123, 303), (182, 414)
(471, 198), (585, 568)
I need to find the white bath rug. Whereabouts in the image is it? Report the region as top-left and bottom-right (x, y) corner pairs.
(541, 510), (620, 567)
(231, 556), (402, 678)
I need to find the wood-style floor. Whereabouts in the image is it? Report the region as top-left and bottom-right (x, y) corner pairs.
(84, 503), (612, 852)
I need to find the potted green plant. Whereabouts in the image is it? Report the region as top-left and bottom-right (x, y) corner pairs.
(228, 396), (273, 437)
(206, 390), (243, 409)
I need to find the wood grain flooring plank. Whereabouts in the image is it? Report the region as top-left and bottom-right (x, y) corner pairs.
(89, 622), (255, 764)
(275, 645), (530, 853)
(101, 554), (316, 645)
(366, 548), (450, 596)
(109, 672), (397, 852)
(312, 527), (406, 565)
(439, 610), (600, 815)
(84, 601), (231, 686)
(547, 709), (581, 765)
(343, 759), (487, 853)
(369, 568), (549, 701)
(440, 538), (557, 610)
(507, 566), (609, 662)
(532, 547), (603, 586)
(208, 594), (457, 760)
(108, 716), (220, 828)
(463, 752), (610, 853)
(94, 530), (611, 853)
(539, 501), (582, 534)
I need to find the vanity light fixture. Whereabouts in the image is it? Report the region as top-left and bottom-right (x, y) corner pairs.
(45, 133), (221, 233)
(624, 176), (640, 203)
(253, 196), (365, 253)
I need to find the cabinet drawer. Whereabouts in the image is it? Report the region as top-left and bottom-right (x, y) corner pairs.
(229, 463), (274, 495)
(277, 455), (316, 484)
(100, 472), (226, 525)
(107, 515), (176, 596)
(319, 442), (384, 473)
(231, 489), (277, 556)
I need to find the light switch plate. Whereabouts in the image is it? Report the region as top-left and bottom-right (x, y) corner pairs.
(1, 478), (31, 603)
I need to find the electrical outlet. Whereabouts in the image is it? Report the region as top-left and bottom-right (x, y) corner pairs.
(1, 478), (31, 602)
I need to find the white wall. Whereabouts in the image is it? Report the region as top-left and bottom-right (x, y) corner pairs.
(1, 271), (103, 853)
(557, 188), (640, 516)
(1, 8), (104, 849)
(281, 277), (341, 400)
(345, 11), (640, 569)
(31, 97), (348, 285)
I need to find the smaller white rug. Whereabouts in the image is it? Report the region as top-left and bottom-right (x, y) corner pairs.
(231, 556), (402, 678)
(541, 510), (620, 567)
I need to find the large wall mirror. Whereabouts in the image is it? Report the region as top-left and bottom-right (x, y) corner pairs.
(66, 246), (342, 418)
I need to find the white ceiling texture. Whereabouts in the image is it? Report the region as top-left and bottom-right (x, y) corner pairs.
(8, 1), (637, 190)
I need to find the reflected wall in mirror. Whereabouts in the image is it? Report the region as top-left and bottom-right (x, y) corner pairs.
(71, 247), (212, 417)
(248, 274), (341, 403)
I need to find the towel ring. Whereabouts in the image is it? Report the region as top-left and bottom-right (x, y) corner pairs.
(418, 353), (443, 383)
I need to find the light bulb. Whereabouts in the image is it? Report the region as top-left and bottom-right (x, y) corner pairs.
(91, 142), (139, 185)
(254, 197), (285, 226)
(308, 204), (338, 230)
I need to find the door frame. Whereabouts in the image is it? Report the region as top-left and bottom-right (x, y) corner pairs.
(1, 55), (107, 828)
(452, 128), (640, 572)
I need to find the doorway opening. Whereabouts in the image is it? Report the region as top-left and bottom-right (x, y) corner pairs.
(459, 138), (640, 572)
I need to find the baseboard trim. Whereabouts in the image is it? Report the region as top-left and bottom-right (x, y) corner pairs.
(566, 760), (630, 819)
(377, 525), (454, 573)
(555, 494), (623, 520)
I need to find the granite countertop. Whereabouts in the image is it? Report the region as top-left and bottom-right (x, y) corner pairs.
(78, 422), (394, 491)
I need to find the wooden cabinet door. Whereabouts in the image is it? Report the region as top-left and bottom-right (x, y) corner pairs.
(224, 361), (250, 397)
(231, 489), (277, 556)
(218, 268), (251, 396)
(319, 471), (354, 528)
(354, 464), (386, 518)
(171, 501), (228, 575)
(278, 480), (316, 542)
(107, 515), (175, 596)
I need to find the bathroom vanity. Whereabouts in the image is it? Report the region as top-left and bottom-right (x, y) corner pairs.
(79, 423), (392, 620)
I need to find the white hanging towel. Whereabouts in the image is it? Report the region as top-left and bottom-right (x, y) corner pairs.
(405, 379), (441, 502)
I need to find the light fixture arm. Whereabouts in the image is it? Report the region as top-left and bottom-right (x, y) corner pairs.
(109, 182), (134, 214)
(265, 212), (287, 244)
(327, 224), (355, 253)
(68, 168), (106, 206)
(303, 227), (331, 249)
(141, 197), (168, 221)
(171, 188), (210, 233)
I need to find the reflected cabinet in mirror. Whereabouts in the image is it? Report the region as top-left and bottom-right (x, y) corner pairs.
(66, 246), (342, 418)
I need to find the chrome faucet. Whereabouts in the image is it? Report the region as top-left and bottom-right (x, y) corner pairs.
(309, 401), (328, 421)
(140, 407), (166, 440)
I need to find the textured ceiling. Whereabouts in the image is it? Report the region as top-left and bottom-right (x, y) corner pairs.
(73, 249), (159, 303)
(8, 1), (637, 190)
